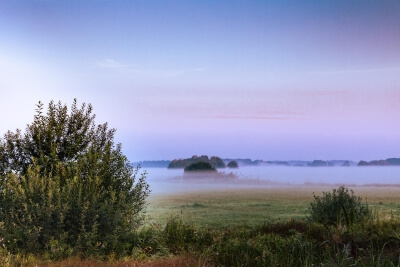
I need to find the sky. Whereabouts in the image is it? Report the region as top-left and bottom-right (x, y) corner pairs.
(0, 0), (399, 162)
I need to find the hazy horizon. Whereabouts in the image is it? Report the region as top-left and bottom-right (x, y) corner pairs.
(1, 1), (399, 162)
(134, 158), (368, 163)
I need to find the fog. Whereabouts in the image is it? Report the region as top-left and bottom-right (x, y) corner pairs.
(142, 166), (400, 195)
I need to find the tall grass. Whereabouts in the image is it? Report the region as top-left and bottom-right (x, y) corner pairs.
(3, 213), (400, 266)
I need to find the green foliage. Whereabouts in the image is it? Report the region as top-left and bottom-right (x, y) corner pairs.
(159, 218), (400, 266)
(0, 99), (150, 256)
(4, 216), (400, 265)
(227, 160), (239, 168)
(308, 186), (371, 226)
(164, 217), (213, 254)
(184, 161), (216, 172)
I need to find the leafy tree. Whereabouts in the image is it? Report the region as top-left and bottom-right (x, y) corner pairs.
(209, 156), (226, 168)
(227, 160), (238, 168)
(0, 99), (150, 256)
(308, 186), (370, 226)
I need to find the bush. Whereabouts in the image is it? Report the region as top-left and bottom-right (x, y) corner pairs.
(308, 186), (370, 226)
(0, 99), (150, 256)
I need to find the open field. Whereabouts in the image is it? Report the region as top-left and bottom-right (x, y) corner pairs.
(146, 185), (400, 227)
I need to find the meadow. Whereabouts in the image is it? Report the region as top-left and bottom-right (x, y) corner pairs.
(146, 186), (400, 227)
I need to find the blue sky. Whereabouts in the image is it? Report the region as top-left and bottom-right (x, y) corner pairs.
(0, 0), (399, 161)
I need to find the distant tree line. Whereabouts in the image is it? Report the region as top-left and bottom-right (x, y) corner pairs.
(307, 160), (335, 167)
(358, 158), (400, 166)
(133, 160), (171, 168)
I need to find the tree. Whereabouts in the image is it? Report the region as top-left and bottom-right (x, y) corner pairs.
(209, 156), (226, 168)
(0, 99), (150, 256)
(227, 160), (239, 168)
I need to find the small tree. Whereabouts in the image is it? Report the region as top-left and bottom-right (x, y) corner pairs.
(0, 99), (150, 256)
(227, 160), (238, 168)
(209, 156), (226, 168)
(308, 186), (370, 226)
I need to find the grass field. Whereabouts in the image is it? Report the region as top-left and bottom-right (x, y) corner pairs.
(146, 185), (400, 227)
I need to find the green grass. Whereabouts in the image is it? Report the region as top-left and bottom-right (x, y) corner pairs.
(143, 186), (400, 266)
(146, 186), (400, 227)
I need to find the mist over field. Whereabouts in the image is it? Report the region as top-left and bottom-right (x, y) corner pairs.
(143, 166), (400, 195)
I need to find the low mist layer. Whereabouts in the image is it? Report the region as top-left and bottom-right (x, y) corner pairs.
(145, 166), (400, 195)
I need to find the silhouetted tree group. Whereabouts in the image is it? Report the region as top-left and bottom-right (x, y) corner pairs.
(168, 155), (226, 169)
(184, 161), (217, 172)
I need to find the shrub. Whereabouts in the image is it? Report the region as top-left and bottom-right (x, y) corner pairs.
(0, 99), (150, 256)
(308, 186), (370, 226)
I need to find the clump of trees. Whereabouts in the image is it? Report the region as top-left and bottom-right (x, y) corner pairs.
(308, 186), (370, 226)
(0, 99), (150, 256)
(168, 155), (226, 169)
(184, 162), (217, 172)
(358, 158), (400, 166)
